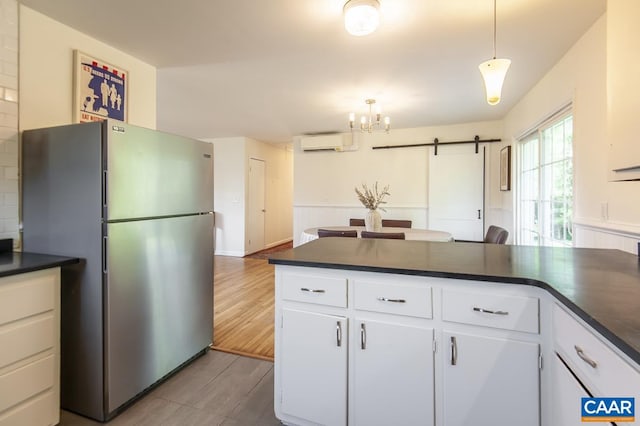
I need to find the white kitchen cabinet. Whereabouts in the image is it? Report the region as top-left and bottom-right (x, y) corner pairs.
(0, 268), (60, 426)
(442, 331), (539, 426)
(552, 304), (640, 425)
(608, 0), (640, 179)
(551, 354), (609, 426)
(280, 308), (347, 426)
(352, 319), (434, 426)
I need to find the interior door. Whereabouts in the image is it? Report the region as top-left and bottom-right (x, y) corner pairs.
(428, 145), (484, 240)
(247, 158), (266, 254)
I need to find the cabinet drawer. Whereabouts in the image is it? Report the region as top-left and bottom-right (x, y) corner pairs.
(0, 391), (57, 426)
(553, 304), (640, 397)
(0, 355), (55, 413)
(442, 289), (539, 333)
(0, 273), (55, 326)
(0, 316), (55, 370)
(353, 279), (432, 318)
(281, 272), (347, 308)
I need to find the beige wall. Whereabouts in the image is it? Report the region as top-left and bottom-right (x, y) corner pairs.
(499, 15), (640, 253)
(19, 6), (157, 130)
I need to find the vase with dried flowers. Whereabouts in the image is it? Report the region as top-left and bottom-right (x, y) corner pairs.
(355, 182), (390, 232)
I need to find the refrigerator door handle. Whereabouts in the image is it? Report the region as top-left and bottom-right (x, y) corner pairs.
(102, 236), (108, 274)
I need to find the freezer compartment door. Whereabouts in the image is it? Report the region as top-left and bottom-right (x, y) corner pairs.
(104, 214), (213, 414)
(106, 122), (213, 220)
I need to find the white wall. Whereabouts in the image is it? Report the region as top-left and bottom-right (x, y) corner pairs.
(293, 121), (502, 246)
(0, 0), (18, 246)
(246, 138), (293, 250)
(500, 15), (640, 254)
(19, 6), (157, 130)
(210, 137), (293, 256)
(210, 138), (246, 256)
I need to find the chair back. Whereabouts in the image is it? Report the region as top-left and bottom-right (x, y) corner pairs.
(349, 218), (365, 226)
(484, 225), (509, 244)
(317, 229), (358, 238)
(361, 231), (405, 240)
(381, 219), (412, 228)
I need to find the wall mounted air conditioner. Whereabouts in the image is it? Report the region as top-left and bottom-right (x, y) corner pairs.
(300, 133), (354, 152)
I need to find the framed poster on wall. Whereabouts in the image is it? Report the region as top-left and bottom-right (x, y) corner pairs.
(73, 50), (128, 123)
(500, 145), (511, 191)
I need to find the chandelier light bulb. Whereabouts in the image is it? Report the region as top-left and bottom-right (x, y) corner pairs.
(343, 0), (380, 36)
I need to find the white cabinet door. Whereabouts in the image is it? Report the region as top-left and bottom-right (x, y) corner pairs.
(280, 308), (347, 426)
(442, 331), (539, 426)
(353, 319), (434, 426)
(551, 354), (610, 426)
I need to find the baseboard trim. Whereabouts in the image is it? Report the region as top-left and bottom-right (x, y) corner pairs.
(214, 250), (246, 257)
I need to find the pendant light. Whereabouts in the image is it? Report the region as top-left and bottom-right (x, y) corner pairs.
(478, 0), (510, 105)
(343, 0), (380, 36)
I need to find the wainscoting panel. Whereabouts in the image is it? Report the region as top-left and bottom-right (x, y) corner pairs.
(574, 219), (640, 255)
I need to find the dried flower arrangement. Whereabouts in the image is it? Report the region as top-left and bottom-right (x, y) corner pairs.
(355, 182), (390, 211)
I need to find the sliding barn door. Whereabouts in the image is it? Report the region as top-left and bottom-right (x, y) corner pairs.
(428, 145), (484, 241)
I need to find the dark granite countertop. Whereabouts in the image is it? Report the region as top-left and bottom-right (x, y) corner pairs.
(269, 238), (640, 366)
(0, 251), (79, 278)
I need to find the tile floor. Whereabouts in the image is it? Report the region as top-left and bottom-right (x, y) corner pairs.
(59, 350), (281, 426)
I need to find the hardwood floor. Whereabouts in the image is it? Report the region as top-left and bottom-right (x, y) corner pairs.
(59, 351), (279, 425)
(212, 256), (275, 360)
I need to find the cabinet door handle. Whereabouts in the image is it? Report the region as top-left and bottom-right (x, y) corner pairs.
(473, 307), (509, 316)
(377, 297), (406, 303)
(477, 209), (481, 219)
(360, 323), (367, 350)
(574, 345), (598, 369)
(450, 336), (457, 366)
(336, 321), (342, 347)
(300, 288), (325, 293)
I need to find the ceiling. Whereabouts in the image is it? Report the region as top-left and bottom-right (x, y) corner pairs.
(21, 0), (606, 143)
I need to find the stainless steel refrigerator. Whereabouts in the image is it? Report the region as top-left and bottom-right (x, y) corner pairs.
(22, 120), (214, 421)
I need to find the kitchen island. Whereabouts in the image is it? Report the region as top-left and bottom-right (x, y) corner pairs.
(269, 238), (640, 426)
(0, 251), (78, 426)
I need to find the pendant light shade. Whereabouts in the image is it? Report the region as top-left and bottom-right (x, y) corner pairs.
(479, 58), (511, 105)
(479, 0), (510, 105)
(344, 0), (380, 36)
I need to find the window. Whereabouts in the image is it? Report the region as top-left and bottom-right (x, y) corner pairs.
(516, 112), (573, 246)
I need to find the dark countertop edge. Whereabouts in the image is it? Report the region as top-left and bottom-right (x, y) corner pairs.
(269, 258), (640, 366)
(0, 253), (80, 279)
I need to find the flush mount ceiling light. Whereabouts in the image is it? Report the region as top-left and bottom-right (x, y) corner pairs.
(478, 0), (511, 105)
(349, 99), (390, 133)
(343, 0), (380, 36)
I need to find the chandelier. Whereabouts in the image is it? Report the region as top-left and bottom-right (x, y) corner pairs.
(349, 99), (390, 133)
(478, 0), (511, 105)
(343, 0), (380, 36)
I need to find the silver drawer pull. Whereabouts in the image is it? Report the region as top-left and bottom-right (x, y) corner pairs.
(336, 322), (342, 347)
(574, 345), (598, 369)
(300, 288), (325, 293)
(377, 297), (406, 303)
(360, 323), (367, 350)
(473, 307), (509, 315)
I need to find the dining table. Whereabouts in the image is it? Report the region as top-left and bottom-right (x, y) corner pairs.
(300, 226), (454, 244)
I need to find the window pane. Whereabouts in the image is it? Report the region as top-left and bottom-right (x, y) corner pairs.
(517, 113), (573, 247)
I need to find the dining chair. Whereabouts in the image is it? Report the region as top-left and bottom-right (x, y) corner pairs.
(484, 225), (509, 244)
(456, 225), (509, 244)
(317, 229), (358, 238)
(361, 231), (405, 240)
(381, 219), (412, 228)
(349, 218), (365, 226)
